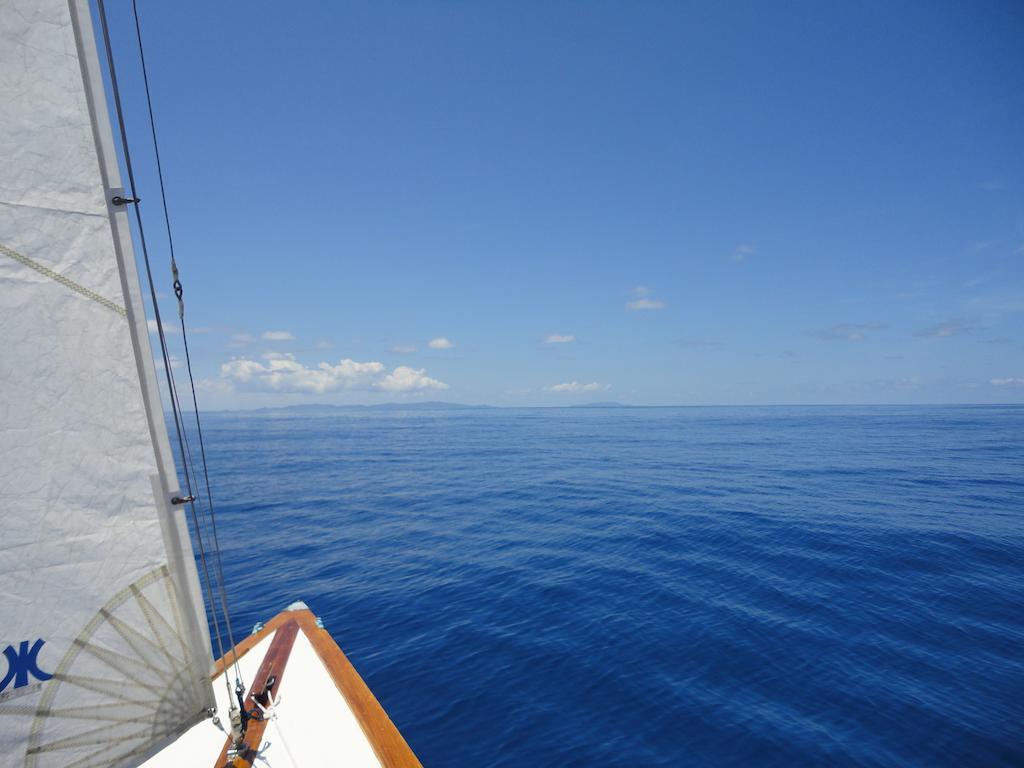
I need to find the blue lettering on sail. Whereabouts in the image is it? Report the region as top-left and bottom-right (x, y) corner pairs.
(0, 640), (53, 692)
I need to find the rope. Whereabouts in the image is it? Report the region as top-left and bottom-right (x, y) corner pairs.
(94, 0), (233, 706)
(0, 243), (127, 317)
(129, 0), (245, 690)
(255, 691), (299, 766)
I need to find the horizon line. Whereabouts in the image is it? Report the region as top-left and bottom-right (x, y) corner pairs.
(165, 400), (1024, 414)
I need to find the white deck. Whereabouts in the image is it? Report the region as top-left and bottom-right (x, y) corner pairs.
(141, 621), (383, 768)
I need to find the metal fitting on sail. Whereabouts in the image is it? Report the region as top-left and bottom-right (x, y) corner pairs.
(170, 494), (196, 505)
(171, 260), (185, 319)
(111, 195), (140, 206)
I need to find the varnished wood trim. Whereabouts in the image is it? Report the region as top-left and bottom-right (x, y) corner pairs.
(214, 619), (300, 768)
(212, 608), (422, 768)
(212, 609), (297, 679)
(294, 610), (423, 768)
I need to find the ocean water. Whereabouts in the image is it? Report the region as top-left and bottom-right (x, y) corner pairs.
(189, 405), (1024, 766)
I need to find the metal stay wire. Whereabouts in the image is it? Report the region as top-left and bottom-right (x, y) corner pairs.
(128, 0), (245, 692)
(95, 0), (235, 703)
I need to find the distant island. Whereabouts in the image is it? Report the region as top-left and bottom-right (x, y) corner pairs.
(204, 401), (635, 415)
(240, 401), (489, 415)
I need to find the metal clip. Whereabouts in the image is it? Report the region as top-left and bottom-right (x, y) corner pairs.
(170, 494), (196, 505)
(111, 195), (140, 206)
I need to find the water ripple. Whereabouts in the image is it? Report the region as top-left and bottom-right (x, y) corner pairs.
(186, 405), (1024, 766)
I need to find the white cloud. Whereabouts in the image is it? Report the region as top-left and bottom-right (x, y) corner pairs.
(220, 353), (447, 394)
(813, 323), (886, 341)
(913, 319), (977, 338)
(545, 334), (576, 344)
(428, 337), (454, 349)
(262, 330), (295, 341)
(546, 381), (610, 393)
(991, 377), (1024, 386)
(626, 298), (665, 310)
(228, 333), (254, 348)
(154, 354), (182, 371)
(378, 366), (447, 392)
(195, 377), (233, 395)
(858, 376), (921, 391)
(147, 319), (178, 335)
(626, 286), (665, 310)
(730, 244), (756, 262)
(391, 343), (417, 354)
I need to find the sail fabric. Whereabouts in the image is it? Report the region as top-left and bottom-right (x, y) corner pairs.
(0, 1), (215, 766)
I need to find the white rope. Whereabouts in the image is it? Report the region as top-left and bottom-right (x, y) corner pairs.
(0, 242), (127, 317)
(255, 691), (298, 767)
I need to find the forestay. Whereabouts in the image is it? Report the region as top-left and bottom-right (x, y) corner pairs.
(0, 1), (215, 766)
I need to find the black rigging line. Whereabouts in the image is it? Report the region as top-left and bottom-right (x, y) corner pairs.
(94, 0), (232, 695)
(128, 0), (244, 689)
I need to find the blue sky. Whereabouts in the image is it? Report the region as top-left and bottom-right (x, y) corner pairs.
(107, 0), (1023, 407)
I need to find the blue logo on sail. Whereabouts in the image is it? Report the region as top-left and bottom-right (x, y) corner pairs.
(0, 640), (53, 692)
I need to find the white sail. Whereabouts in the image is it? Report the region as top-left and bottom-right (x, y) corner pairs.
(0, 1), (216, 766)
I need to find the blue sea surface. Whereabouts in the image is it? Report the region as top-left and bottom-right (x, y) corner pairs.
(190, 405), (1024, 766)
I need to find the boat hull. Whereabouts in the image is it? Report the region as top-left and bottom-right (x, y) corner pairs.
(141, 603), (422, 768)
